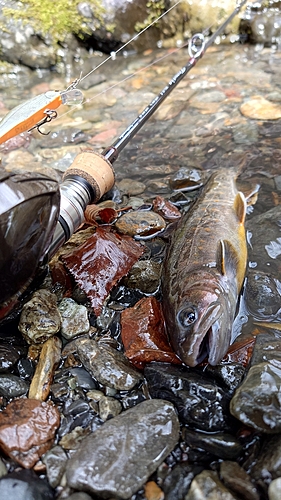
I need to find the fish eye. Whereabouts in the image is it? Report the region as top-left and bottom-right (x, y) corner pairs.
(177, 307), (197, 328)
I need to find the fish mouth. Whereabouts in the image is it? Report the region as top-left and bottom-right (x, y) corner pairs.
(179, 302), (230, 367)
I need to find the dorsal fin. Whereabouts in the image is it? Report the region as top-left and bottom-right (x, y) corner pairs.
(217, 239), (239, 278)
(233, 191), (247, 224)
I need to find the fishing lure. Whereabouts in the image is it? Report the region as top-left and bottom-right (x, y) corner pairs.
(0, 82), (83, 144)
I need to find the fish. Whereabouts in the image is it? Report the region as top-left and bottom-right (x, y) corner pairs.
(162, 168), (248, 367)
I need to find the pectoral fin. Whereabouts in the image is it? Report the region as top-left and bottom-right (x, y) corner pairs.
(233, 191), (247, 224)
(217, 239), (239, 279)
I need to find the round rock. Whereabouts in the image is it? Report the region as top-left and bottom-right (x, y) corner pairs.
(66, 399), (179, 499)
(18, 289), (61, 344)
(115, 210), (166, 237)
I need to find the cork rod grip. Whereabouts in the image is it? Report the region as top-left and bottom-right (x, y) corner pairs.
(63, 150), (115, 202)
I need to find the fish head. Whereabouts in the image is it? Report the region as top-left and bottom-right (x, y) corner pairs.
(169, 273), (235, 367)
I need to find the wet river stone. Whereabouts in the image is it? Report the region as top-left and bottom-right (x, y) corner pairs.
(66, 399), (179, 499)
(115, 210), (166, 237)
(230, 360), (281, 433)
(0, 344), (20, 372)
(220, 461), (260, 500)
(18, 289), (61, 344)
(42, 444), (68, 488)
(251, 433), (281, 495)
(75, 337), (143, 390)
(0, 373), (28, 398)
(144, 363), (232, 431)
(58, 298), (90, 339)
(28, 336), (61, 401)
(123, 259), (162, 294)
(0, 469), (54, 500)
(162, 463), (204, 500)
(98, 395), (122, 421)
(117, 177), (146, 195)
(230, 334), (281, 433)
(182, 428), (242, 461)
(269, 478), (281, 500)
(186, 470), (236, 500)
(240, 96), (281, 120)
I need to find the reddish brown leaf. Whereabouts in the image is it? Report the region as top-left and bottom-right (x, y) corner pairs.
(152, 195), (181, 221)
(221, 336), (256, 367)
(121, 297), (181, 369)
(62, 227), (144, 316)
(0, 399), (60, 468)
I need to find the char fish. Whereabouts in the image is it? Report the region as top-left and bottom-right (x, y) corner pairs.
(162, 168), (248, 366)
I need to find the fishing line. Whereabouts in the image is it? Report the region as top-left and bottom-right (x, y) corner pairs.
(78, 0), (183, 84)
(53, 1), (186, 125)
(54, 3), (238, 128)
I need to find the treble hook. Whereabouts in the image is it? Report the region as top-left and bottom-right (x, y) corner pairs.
(29, 109), (58, 136)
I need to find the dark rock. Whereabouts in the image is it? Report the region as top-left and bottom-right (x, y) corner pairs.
(68, 367), (98, 390)
(0, 469), (54, 500)
(17, 358), (34, 379)
(63, 399), (90, 418)
(0, 344), (20, 372)
(0, 373), (28, 397)
(162, 463), (204, 500)
(204, 362), (246, 394)
(108, 284), (143, 309)
(245, 205), (281, 275)
(220, 461), (260, 500)
(251, 434), (281, 495)
(250, 333), (281, 365)
(119, 388), (147, 409)
(144, 363), (232, 431)
(183, 428), (243, 460)
(245, 270), (281, 322)
(66, 399), (180, 499)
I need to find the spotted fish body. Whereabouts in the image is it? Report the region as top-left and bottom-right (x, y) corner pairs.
(162, 168), (247, 367)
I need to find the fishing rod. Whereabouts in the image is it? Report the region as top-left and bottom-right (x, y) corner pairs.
(0, 1), (248, 317)
(49, 0), (248, 257)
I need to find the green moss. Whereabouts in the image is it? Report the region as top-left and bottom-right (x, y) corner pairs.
(2, 0), (107, 43)
(134, 0), (165, 33)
